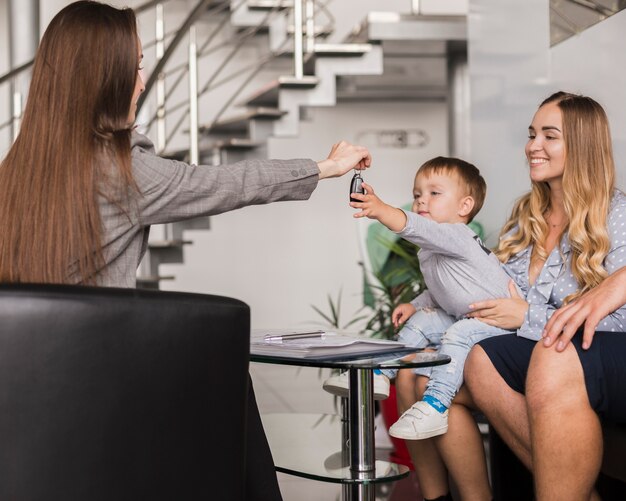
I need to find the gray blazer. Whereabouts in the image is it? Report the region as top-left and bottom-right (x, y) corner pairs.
(95, 132), (319, 287)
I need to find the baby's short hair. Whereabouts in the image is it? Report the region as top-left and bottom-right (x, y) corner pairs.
(417, 156), (487, 222)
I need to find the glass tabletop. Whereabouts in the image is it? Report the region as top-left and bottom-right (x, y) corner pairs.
(250, 349), (450, 370)
(261, 413), (410, 484)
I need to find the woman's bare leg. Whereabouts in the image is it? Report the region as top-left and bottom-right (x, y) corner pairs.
(465, 345), (532, 469)
(526, 343), (602, 501)
(465, 343), (602, 501)
(395, 370), (449, 499)
(435, 386), (491, 501)
(395, 370), (491, 500)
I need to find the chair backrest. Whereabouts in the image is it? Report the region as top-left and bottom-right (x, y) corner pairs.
(0, 283), (250, 501)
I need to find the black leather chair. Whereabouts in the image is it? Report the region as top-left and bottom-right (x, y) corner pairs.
(0, 283), (250, 501)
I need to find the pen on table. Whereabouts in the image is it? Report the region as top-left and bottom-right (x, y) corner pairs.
(263, 331), (326, 343)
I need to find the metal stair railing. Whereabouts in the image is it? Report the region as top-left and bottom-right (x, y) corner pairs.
(0, 0), (178, 142)
(139, 0), (334, 154)
(134, 0), (336, 287)
(136, 0), (214, 114)
(0, 61), (32, 86)
(0, 0), (338, 288)
(0, 0), (334, 155)
(144, 0), (291, 153)
(149, 0), (243, 152)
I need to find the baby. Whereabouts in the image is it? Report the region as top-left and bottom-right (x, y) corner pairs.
(324, 156), (521, 440)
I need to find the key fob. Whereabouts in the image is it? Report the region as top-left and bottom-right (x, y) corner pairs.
(350, 172), (365, 203)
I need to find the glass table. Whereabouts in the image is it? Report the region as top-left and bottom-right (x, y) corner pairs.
(251, 350), (451, 501)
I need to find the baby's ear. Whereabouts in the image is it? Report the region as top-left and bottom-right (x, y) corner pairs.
(458, 196), (475, 218)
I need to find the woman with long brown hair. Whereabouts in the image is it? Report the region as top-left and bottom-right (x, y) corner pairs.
(0, 1), (371, 499)
(0, 1), (369, 287)
(394, 91), (626, 501)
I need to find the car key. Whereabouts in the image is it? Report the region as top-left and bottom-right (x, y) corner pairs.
(349, 171), (365, 203)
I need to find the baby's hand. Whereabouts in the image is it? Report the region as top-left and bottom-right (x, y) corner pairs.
(392, 303), (417, 328)
(350, 182), (386, 220)
(350, 182), (407, 232)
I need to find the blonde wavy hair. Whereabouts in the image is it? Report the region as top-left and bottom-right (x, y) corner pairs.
(495, 91), (615, 302)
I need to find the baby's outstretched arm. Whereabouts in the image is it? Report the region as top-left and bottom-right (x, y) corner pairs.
(350, 182), (407, 232)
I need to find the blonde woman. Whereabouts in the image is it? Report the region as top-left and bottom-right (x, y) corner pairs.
(0, 2), (371, 499)
(395, 91), (626, 501)
(464, 91), (626, 501)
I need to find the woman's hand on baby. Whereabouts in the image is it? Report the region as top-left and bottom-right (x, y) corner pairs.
(392, 303), (417, 328)
(317, 140), (372, 179)
(351, 183), (407, 231)
(467, 280), (528, 330)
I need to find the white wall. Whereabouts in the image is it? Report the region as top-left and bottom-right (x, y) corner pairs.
(0, 0), (10, 156)
(467, 0), (551, 245)
(322, 0), (468, 44)
(551, 10), (626, 190)
(468, 0), (626, 245)
(161, 100), (448, 330)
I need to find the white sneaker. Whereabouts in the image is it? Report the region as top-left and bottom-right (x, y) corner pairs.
(322, 371), (390, 400)
(388, 401), (449, 440)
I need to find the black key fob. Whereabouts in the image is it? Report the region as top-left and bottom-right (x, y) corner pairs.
(350, 172), (365, 202)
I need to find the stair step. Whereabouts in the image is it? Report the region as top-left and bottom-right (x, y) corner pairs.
(246, 0), (292, 10)
(162, 147), (217, 163)
(361, 12), (467, 42)
(286, 24), (332, 38)
(200, 107), (286, 134)
(276, 43), (374, 58)
(136, 275), (175, 289)
(213, 138), (262, 150)
(175, 217), (211, 233)
(241, 76), (319, 107)
(235, 23), (332, 37)
(162, 149), (191, 162)
(148, 239), (192, 249)
(162, 140), (261, 165)
(312, 43), (373, 57)
(165, 145), (254, 161)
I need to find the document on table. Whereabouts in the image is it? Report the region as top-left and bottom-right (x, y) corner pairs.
(250, 329), (417, 360)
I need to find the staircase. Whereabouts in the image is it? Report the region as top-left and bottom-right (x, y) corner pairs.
(135, 0), (469, 289)
(0, 0), (468, 290)
(3, 1), (624, 289)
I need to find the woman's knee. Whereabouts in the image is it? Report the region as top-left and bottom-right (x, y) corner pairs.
(526, 342), (586, 412)
(464, 345), (517, 414)
(463, 345), (491, 395)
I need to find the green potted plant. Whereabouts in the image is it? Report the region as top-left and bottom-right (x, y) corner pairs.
(361, 236), (425, 340)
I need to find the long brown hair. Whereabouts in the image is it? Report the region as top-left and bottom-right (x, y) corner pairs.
(0, 1), (139, 284)
(495, 91), (616, 301)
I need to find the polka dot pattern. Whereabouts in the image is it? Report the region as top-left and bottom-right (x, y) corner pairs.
(505, 190), (626, 341)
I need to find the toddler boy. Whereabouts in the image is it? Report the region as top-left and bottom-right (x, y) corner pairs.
(324, 156), (520, 440)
